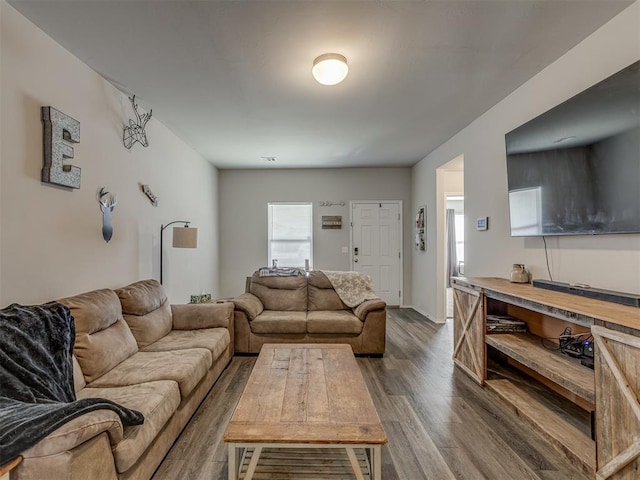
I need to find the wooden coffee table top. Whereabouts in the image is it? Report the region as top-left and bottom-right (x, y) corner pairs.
(223, 344), (387, 445)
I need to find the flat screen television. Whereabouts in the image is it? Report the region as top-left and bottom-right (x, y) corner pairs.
(505, 60), (640, 237)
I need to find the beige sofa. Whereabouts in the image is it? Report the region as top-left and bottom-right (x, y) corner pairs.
(232, 271), (386, 355)
(12, 279), (233, 480)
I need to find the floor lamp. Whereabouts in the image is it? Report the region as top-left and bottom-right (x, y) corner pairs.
(160, 221), (198, 284)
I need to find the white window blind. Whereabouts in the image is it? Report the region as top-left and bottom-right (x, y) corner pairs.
(268, 202), (313, 268)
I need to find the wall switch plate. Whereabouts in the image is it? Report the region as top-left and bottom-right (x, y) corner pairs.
(341, 246), (349, 253)
(476, 217), (488, 231)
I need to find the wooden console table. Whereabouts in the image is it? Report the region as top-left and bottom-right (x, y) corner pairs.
(451, 277), (640, 479)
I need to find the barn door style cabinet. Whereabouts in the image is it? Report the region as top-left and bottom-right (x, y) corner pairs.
(452, 284), (485, 385)
(451, 277), (640, 479)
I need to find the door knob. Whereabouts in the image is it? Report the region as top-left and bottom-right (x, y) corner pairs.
(354, 258), (358, 263)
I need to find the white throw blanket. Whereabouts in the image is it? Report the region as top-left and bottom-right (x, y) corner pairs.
(321, 270), (379, 308)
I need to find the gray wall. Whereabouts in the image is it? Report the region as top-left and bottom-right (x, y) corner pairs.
(219, 168), (412, 299)
(411, 3), (640, 321)
(1, 4), (219, 305)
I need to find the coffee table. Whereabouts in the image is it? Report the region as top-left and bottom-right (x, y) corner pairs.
(224, 344), (387, 480)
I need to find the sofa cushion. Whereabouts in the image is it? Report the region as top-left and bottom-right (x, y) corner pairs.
(77, 380), (181, 473)
(20, 409), (124, 458)
(250, 311), (307, 334)
(142, 328), (230, 361)
(115, 280), (172, 348)
(171, 302), (234, 330)
(307, 271), (349, 311)
(354, 298), (387, 321)
(306, 310), (364, 334)
(123, 301), (172, 349)
(232, 292), (264, 321)
(115, 279), (167, 316)
(249, 272), (307, 311)
(72, 355), (86, 394)
(86, 349), (211, 398)
(59, 289), (138, 383)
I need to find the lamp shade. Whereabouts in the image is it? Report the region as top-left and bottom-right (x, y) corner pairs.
(172, 226), (198, 248)
(312, 53), (348, 86)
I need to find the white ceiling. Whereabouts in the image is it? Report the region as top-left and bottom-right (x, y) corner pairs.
(8, 0), (634, 169)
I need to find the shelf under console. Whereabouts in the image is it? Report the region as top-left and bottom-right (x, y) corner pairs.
(485, 333), (595, 406)
(486, 378), (595, 476)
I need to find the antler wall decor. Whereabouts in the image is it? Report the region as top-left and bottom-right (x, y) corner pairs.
(123, 95), (152, 149)
(98, 187), (117, 243)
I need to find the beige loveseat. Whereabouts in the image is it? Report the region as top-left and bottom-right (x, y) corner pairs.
(12, 279), (233, 480)
(232, 271), (386, 355)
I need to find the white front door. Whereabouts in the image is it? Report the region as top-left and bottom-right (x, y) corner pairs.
(351, 202), (402, 306)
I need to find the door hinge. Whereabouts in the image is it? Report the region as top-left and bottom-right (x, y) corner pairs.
(398, 252), (401, 259)
(398, 213), (400, 220)
(350, 221), (353, 227)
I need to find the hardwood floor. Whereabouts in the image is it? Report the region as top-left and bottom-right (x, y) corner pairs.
(152, 308), (587, 479)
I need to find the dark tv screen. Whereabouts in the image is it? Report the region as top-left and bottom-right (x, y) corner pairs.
(505, 60), (640, 237)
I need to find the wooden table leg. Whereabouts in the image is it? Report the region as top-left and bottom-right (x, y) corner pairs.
(227, 444), (237, 480)
(244, 446), (262, 480)
(346, 448), (365, 480)
(372, 445), (382, 480)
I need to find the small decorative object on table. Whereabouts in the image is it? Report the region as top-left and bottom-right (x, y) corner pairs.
(510, 264), (529, 283)
(190, 293), (211, 304)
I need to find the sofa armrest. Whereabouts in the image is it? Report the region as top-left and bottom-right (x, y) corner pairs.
(21, 410), (124, 458)
(232, 293), (264, 321)
(171, 302), (233, 330)
(354, 299), (386, 321)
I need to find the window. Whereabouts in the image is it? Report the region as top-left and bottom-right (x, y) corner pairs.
(268, 202), (313, 268)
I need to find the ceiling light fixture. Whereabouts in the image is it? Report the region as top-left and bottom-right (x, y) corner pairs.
(312, 53), (348, 86)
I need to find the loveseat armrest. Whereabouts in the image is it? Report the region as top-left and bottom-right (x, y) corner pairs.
(232, 293), (264, 321)
(21, 410), (124, 458)
(354, 298), (386, 321)
(171, 302), (233, 330)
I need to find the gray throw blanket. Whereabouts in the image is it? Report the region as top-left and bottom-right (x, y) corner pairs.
(0, 302), (144, 466)
(258, 267), (305, 277)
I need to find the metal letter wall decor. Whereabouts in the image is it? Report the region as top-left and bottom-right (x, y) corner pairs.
(41, 107), (81, 189)
(98, 187), (117, 243)
(123, 95), (152, 149)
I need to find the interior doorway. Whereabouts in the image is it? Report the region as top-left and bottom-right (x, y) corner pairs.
(436, 155), (464, 322)
(446, 195), (464, 319)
